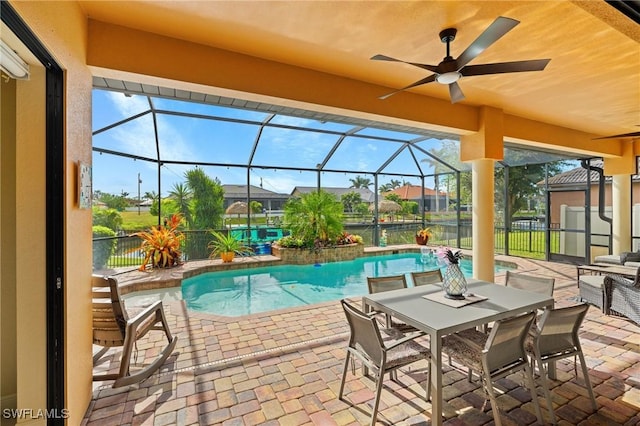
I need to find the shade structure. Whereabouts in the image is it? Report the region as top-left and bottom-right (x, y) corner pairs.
(225, 201), (250, 215)
(371, 199), (402, 213)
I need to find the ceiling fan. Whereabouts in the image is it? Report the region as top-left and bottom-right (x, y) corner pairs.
(371, 16), (551, 104)
(593, 126), (640, 140)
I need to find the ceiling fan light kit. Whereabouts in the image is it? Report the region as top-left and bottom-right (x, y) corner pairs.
(435, 71), (461, 85)
(372, 16), (550, 104)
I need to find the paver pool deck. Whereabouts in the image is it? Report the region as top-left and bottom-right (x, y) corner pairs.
(84, 248), (640, 425)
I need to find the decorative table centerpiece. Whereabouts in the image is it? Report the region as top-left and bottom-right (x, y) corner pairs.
(438, 248), (467, 300)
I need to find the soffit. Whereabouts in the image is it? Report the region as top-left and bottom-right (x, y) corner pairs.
(79, 1), (639, 139)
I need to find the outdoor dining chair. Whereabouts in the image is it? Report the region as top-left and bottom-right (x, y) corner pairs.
(92, 274), (178, 388)
(442, 311), (544, 426)
(366, 275), (421, 334)
(483, 271), (555, 333)
(505, 270), (555, 296)
(526, 303), (596, 424)
(338, 299), (431, 426)
(411, 269), (443, 286)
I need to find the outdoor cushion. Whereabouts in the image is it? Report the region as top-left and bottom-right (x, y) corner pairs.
(621, 251), (640, 264)
(594, 254), (623, 265)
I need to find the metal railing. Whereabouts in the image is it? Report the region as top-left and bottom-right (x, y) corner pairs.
(92, 220), (578, 270)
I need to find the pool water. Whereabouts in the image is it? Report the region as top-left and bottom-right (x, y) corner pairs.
(181, 253), (513, 317)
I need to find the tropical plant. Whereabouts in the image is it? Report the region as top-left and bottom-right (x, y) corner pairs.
(349, 175), (372, 189)
(275, 235), (306, 248)
(250, 200), (263, 214)
(208, 230), (253, 261)
(92, 225), (117, 269)
(168, 182), (193, 226)
(341, 191), (362, 213)
(336, 232), (364, 245)
(281, 189), (344, 248)
(184, 167), (225, 230)
(130, 213), (184, 271)
(416, 227), (434, 238)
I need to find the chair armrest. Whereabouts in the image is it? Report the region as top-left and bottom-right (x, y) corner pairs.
(125, 300), (164, 332)
(384, 331), (427, 349)
(604, 273), (633, 288)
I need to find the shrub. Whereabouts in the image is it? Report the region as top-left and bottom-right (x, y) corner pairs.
(276, 235), (307, 248)
(92, 207), (122, 231)
(92, 225), (117, 270)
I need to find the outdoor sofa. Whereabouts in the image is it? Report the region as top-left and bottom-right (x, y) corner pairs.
(594, 250), (640, 268)
(603, 267), (640, 326)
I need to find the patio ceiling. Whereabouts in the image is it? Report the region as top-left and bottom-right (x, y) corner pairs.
(79, 0), (639, 147)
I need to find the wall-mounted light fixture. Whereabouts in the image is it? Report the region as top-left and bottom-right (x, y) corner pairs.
(1, 39), (30, 80)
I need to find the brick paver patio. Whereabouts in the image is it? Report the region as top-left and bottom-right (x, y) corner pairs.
(83, 252), (640, 425)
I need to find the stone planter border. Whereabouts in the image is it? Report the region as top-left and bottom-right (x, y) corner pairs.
(270, 243), (365, 265)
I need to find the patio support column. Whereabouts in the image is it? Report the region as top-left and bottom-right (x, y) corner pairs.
(612, 174), (631, 253)
(460, 106), (504, 282)
(605, 150), (635, 253)
(470, 159), (496, 281)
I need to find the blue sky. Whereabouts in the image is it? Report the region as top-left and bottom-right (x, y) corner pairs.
(91, 89), (468, 198)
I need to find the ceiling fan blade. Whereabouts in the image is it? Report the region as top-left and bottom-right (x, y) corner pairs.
(593, 131), (640, 140)
(460, 59), (551, 76)
(449, 81), (465, 104)
(371, 54), (439, 72)
(379, 75), (437, 100)
(455, 16), (519, 70)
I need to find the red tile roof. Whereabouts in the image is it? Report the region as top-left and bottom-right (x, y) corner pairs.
(383, 184), (445, 200)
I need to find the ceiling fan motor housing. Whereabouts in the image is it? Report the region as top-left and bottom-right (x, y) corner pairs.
(439, 28), (457, 43)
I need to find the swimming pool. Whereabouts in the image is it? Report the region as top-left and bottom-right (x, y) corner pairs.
(180, 253), (514, 317)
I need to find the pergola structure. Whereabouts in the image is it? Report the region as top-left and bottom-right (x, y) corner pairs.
(91, 81), (580, 248)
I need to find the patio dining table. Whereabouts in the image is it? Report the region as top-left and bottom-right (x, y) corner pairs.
(362, 279), (554, 426)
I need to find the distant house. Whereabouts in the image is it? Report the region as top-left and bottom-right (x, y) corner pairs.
(540, 160), (640, 224)
(382, 184), (448, 211)
(290, 186), (376, 203)
(222, 184), (289, 211)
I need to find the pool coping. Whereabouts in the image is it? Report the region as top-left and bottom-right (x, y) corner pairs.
(100, 245), (519, 323)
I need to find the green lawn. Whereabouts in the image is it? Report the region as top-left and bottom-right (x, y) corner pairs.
(120, 211), (159, 231)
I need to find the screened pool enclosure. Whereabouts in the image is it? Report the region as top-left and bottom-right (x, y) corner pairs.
(92, 77), (606, 268)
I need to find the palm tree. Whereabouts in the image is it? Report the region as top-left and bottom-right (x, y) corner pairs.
(282, 190), (344, 246)
(349, 175), (372, 189)
(390, 179), (402, 189)
(144, 190), (158, 202)
(379, 183), (392, 192)
(168, 183), (193, 227)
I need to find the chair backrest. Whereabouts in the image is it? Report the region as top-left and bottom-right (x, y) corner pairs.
(92, 274), (127, 347)
(534, 303), (589, 359)
(341, 299), (385, 367)
(483, 311), (536, 376)
(505, 271), (555, 296)
(367, 274), (408, 294)
(411, 270), (443, 286)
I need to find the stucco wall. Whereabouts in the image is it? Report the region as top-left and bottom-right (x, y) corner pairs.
(8, 1), (93, 423)
(1, 72), (18, 415)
